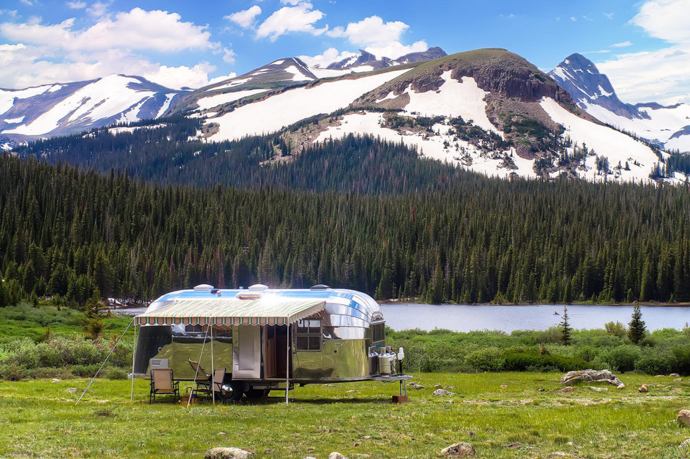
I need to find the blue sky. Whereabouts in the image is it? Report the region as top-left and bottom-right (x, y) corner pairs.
(0, 0), (688, 102)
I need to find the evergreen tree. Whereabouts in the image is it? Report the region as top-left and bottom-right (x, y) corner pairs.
(628, 303), (647, 344)
(560, 305), (572, 346)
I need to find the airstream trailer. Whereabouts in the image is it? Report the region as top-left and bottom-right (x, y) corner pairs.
(134, 284), (408, 401)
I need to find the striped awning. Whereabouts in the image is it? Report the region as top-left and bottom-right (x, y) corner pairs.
(135, 298), (325, 326)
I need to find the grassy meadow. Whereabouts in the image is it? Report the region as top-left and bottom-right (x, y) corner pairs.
(1, 373), (690, 458)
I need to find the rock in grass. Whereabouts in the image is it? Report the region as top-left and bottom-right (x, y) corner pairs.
(558, 386), (575, 394)
(561, 369), (623, 387)
(678, 410), (690, 427)
(670, 373), (680, 377)
(328, 453), (348, 459)
(205, 447), (254, 459)
(408, 382), (424, 390)
(440, 442), (475, 457)
(433, 389), (454, 396)
(639, 384), (649, 393)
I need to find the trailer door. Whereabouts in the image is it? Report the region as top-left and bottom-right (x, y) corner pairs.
(233, 325), (261, 379)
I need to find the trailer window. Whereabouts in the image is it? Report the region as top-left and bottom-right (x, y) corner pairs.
(296, 319), (321, 351)
(372, 322), (385, 343)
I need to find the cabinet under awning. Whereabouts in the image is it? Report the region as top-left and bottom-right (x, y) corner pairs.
(135, 297), (326, 326)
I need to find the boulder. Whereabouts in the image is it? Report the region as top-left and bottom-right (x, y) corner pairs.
(440, 442), (475, 457)
(561, 369), (623, 387)
(408, 382), (424, 390)
(670, 373), (680, 377)
(638, 384), (649, 393)
(328, 453), (348, 459)
(680, 438), (690, 448)
(433, 389), (454, 396)
(678, 410), (690, 427)
(205, 447), (254, 459)
(558, 386), (575, 394)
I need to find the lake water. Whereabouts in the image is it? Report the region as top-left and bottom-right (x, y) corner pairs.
(380, 303), (690, 332)
(115, 304), (690, 332)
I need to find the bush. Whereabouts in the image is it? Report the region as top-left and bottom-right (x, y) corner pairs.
(71, 364), (100, 377)
(0, 362), (28, 380)
(600, 345), (641, 372)
(465, 347), (505, 372)
(604, 321), (627, 338)
(104, 367), (128, 380)
(672, 346), (690, 375)
(635, 353), (674, 375)
(503, 351), (587, 372)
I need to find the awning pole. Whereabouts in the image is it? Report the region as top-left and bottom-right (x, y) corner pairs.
(187, 325), (209, 408)
(210, 323), (215, 406)
(285, 321), (289, 405)
(130, 322), (138, 401)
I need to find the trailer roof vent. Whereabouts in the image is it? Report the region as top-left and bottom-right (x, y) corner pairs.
(193, 284), (214, 291)
(310, 284), (331, 290)
(237, 292), (262, 300)
(248, 284), (269, 291)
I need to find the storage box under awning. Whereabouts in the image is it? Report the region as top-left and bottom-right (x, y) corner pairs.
(135, 297), (325, 326)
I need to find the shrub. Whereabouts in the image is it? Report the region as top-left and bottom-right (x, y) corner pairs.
(104, 367), (128, 380)
(0, 362), (28, 380)
(465, 347), (505, 372)
(71, 364), (100, 377)
(635, 352), (674, 375)
(604, 321), (627, 338)
(503, 351), (586, 372)
(600, 345), (641, 372)
(672, 346), (690, 375)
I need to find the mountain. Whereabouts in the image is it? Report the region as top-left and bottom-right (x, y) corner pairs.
(550, 53), (690, 153)
(326, 47), (447, 71)
(187, 48), (673, 183)
(0, 74), (182, 144)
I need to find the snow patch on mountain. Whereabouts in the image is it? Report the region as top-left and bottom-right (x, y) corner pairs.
(540, 97), (661, 182)
(402, 72), (500, 134)
(206, 69), (408, 142)
(196, 89), (268, 111)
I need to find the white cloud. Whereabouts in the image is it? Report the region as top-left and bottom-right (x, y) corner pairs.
(66, 1), (86, 9)
(86, 1), (110, 18)
(1, 8), (214, 53)
(143, 63), (216, 90)
(20, 0), (33, 6)
(326, 16), (428, 59)
(0, 8), (233, 90)
(596, 0), (690, 104)
(255, 2), (327, 41)
(225, 5), (262, 29)
(299, 47), (357, 68)
(632, 0), (690, 45)
(611, 40), (632, 48)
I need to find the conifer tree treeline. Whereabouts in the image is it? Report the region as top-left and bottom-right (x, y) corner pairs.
(2, 154), (690, 305)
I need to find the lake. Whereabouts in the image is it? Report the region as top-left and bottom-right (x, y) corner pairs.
(115, 303), (690, 332)
(380, 303), (690, 332)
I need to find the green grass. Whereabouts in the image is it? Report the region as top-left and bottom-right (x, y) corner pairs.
(0, 304), (133, 343)
(1, 372), (689, 458)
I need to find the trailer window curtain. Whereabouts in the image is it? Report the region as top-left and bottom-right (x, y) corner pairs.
(296, 319), (321, 351)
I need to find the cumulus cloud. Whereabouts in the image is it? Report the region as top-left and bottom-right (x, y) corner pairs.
(225, 5), (262, 29)
(66, 1), (86, 9)
(1, 8), (214, 53)
(0, 8), (233, 89)
(326, 15), (428, 59)
(298, 47), (357, 68)
(256, 1), (327, 41)
(611, 40), (632, 48)
(596, 0), (690, 104)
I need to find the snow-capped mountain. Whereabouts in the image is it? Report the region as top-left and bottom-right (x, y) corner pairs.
(193, 48), (675, 183)
(550, 53), (690, 153)
(176, 49), (448, 115)
(326, 47), (447, 71)
(0, 75), (182, 143)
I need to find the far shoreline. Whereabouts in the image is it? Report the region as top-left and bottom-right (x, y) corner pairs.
(379, 298), (690, 308)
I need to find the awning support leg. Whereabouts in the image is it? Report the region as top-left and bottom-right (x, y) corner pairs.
(210, 323), (215, 406)
(130, 323), (138, 401)
(285, 321), (290, 405)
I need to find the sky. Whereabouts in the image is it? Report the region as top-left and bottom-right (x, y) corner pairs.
(0, 0), (688, 104)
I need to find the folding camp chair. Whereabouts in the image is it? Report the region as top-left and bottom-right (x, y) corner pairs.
(193, 368), (227, 402)
(149, 368), (180, 403)
(188, 359), (210, 379)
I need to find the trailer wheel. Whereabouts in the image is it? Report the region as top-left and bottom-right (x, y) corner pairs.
(245, 388), (269, 401)
(227, 382), (246, 402)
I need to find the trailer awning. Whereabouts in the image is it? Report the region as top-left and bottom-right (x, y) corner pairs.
(135, 297), (325, 326)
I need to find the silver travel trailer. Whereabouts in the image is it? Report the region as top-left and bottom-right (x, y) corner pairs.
(134, 284), (408, 402)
